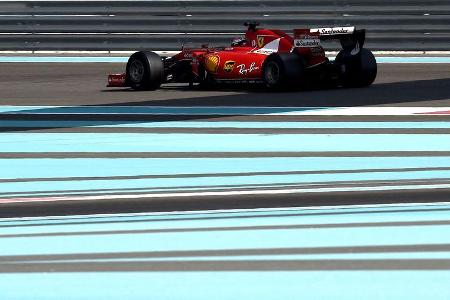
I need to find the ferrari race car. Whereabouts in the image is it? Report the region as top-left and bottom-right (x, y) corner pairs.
(107, 22), (377, 91)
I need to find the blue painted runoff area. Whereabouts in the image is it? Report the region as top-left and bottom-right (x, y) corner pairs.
(2, 157), (450, 197)
(1, 116), (449, 196)
(1, 272), (449, 300)
(1, 56), (450, 63)
(3, 120), (450, 129)
(1, 133), (450, 152)
(2, 157), (450, 179)
(1, 204), (450, 299)
(2, 169), (450, 196)
(1, 204), (449, 256)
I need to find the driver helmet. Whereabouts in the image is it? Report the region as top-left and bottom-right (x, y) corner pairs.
(231, 36), (247, 47)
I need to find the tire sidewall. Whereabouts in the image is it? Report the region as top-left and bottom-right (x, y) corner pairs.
(263, 53), (304, 90)
(126, 51), (163, 90)
(263, 57), (285, 89)
(336, 48), (377, 87)
(197, 64), (216, 89)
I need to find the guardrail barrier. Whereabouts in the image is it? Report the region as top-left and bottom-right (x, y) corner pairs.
(0, 0), (449, 51)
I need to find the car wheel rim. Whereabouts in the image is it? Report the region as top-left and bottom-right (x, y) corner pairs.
(129, 60), (145, 82)
(265, 62), (280, 85)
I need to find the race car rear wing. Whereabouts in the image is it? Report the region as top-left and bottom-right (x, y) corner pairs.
(309, 26), (366, 53)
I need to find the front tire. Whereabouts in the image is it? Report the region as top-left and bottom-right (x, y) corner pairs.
(197, 65), (216, 90)
(263, 53), (304, 90)
(126, 51), (163, 90)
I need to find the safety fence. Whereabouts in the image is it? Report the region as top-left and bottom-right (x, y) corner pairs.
(0, 0), (449, 51)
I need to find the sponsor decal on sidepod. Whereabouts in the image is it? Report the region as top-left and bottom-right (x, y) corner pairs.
(237, 62), (259, 75)
(223, 60), (236, 72)
(205, 55), (220, 73)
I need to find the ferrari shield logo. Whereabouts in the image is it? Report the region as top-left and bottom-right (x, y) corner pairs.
(223, 60), (235, 73)
(257, 36), (265, 47)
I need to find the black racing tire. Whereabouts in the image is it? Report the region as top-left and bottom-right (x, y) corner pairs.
(336, 48), (377, 88)
(263, 53), (305, 91)
(126, 51), (164, 90)
(197, 65), (216, 90)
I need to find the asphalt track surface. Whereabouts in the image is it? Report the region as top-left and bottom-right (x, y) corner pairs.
(1, 63), (450, 217)
(1, 63), (450, 107)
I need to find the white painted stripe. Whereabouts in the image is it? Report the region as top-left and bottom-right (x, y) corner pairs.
(0, 105), (450, 116)
(1, 106), (449, 116)
(272, 107), (450, 116)
(2, 183), (450, 204)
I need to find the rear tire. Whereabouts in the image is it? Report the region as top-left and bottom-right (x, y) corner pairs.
(336, 48), (377, 88)
(126, 51), (164, 90)
(263, 53), (304, 90)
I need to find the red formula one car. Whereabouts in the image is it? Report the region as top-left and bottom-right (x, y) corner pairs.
(108, 22), (377, 91)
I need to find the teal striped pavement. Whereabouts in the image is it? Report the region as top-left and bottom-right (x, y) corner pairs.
(0, 106), (450, 199)
(1, 105), (450, 299)
(1, 203), (450, 299)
